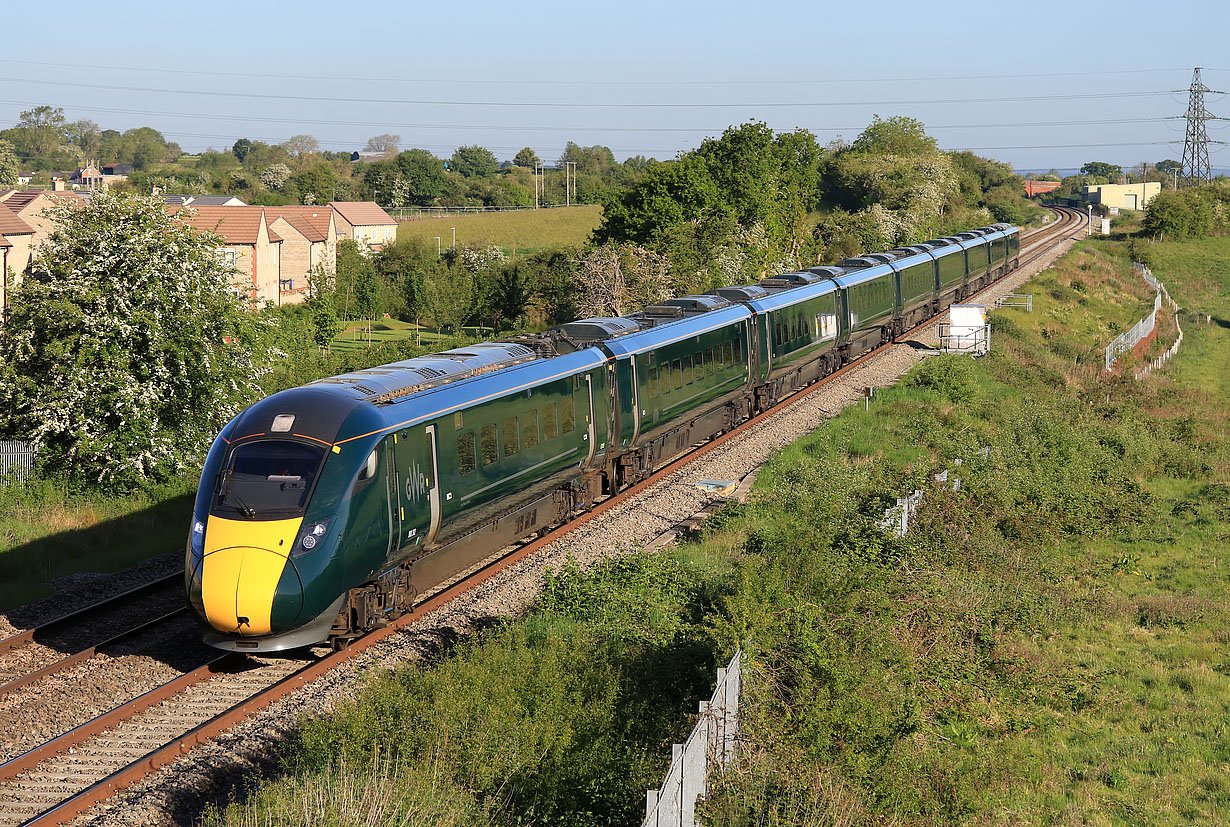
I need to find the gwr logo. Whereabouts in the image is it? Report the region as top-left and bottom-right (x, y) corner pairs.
(405, 460), (428, 502)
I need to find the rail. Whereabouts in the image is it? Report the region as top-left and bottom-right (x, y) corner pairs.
(994, 293), (1033, 312)
(641, 649), (741, 827)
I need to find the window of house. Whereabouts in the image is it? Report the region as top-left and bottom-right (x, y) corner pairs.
(458, 432), (476, 475)
(562, 397), (576, 433)
(543, 403), (558, 440)
(523, 409), (539, 449)
(480, 425), (498, 466)
(503, 417), (519, 456)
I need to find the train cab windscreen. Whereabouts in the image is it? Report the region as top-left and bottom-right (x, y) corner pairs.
(213, 440), (326, 518)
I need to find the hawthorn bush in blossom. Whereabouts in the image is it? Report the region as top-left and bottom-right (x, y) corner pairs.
(0, 192), (268, 488)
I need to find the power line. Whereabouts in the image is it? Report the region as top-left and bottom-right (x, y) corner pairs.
(0, 58), (1194, 87)
(1180, 67), (1221, 185)
(0, 75), (1176, 108)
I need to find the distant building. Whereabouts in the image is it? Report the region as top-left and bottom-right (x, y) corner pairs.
(263, 206), (338, 304)
(1024, 180), (1062, 198)
(350, 150), (390, 163)
(329, 201), (397, 252)
(101, 163), (134, 176)
(69, 164), (105, 189)
(169, 205), (283, 305)
(0, 202), (35, 323)
(1082, 182), (1161, 211)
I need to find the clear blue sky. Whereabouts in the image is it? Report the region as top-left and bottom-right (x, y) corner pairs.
(4, 0), (1228, 172)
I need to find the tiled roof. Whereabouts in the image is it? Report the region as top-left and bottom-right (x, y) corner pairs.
(264, 207), (331, 242)
(0, 235), (11, 249)
(0, 203), (34, 236)
(269, 213), (326, 243)
(170, 205), (277, 245)
(0, 190), (45, 212)
(329, 201), (395, 227)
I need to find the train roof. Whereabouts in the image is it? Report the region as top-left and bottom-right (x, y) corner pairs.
(596, 303), (752, 358)
(744, 277), (839, 313)
(308, 341), (541, 406)
(833, 261), (895, 288)
(887, 249), (936, 269)
(707, 285), (770, 301)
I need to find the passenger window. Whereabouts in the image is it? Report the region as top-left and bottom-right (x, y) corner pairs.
(562, 397), (575, 433)
(543, 403), (558, 440)
(503, 417), (519, 456)
(685, 355), (694, 384)
(661, 363), (672, 395)
(647, 366), (658, 398)
(523, 409), (539, 449)
(458, 432), (476, 475)
(706, 348), (715, 375)
(672, 360), (683, 390)
(733, 340), (742, 365)
(725, 341), (733, 366)
(480, 425), (498, 466)
(454, 411), (463, 430)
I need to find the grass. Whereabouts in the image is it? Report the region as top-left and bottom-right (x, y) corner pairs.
(395, 205), (602, 257)
(326, 319), (493, 356)
(199, 234), (1228, 824)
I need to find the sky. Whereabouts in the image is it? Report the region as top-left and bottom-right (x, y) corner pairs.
(3, 0), (1229, 173)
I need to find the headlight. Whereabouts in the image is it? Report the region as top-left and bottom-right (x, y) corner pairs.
(293, 519), (330, 557)
(189, 519), (205, 557)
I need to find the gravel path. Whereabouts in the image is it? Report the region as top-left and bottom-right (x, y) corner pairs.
(64, 234), (1079, 826)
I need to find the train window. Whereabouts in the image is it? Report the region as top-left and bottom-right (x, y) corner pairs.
(357, 449), (378, 482)
(480, 425), (498, 467)
(725, 341), (733, 366)
(562, 397), (575, 433)
(523, 409), (539, 449)
(672, 360), (683, 390)
(706, 348), (714, 375)
(684, 355), (693, 384)
(457, 432), (476, 475)
(647, 366), (658, 398)
(661, 363), (672, 395)
(454, 411), (463, 430)
(503, 417), (519, 457)
(734, 340), (743, 366)
(543, 403), (558, 440)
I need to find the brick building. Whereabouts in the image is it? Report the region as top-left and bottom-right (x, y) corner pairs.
(170, 206), (284, 305)
(329, 201), (397, 252)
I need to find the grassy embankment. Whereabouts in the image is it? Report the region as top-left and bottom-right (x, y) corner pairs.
(394, 205), (602, 257)
(200, 235), (1227, 824)
(326, 319), (493, 356)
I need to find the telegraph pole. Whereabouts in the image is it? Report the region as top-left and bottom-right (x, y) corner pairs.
(1180, 67), (1220, 187)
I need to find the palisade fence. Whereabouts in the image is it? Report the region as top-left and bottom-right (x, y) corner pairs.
(1104, 263), (1181, 374)
(0, 441), (36, 485)
(641, 649), (741, 827)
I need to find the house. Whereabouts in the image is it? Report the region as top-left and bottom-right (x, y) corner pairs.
(170, 206), (284, 306)
(0, 203), (35, 323)
(329, 201), (397, 252)
(69, 164), (105, 189)
(263, 206), (338, 304)
(0, 189), (84, 255)
(1082, 182), (1161, 211)
(101, 163), (134, 176)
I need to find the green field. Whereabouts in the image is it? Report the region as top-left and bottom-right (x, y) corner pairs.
(327, 319), (492, 356)
(201, 231), (1228, 825)
(395, 205), (602, 256)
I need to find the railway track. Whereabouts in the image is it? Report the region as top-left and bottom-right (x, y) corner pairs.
(0, 206), (1085, 826)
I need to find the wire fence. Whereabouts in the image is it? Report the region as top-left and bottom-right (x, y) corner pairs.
(0, 440), (36, 485)
(1104, 263), (1163, 372)
(641, 649), (741, 827)
(390, 203), (593, 220)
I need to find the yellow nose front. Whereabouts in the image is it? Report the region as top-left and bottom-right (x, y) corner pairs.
(200, 517), (302, 636)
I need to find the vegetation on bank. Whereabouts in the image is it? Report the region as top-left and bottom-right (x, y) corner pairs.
(395, 205), (604, 256)
(200, 233), (1226, 823)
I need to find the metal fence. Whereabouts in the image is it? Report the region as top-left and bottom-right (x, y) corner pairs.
(0, 441), (36, 484)
(642, 649), (741, 827)
(994, 293), (1033, 312)
(390, 203), (591, 220)
(1104, 263), (1164, 372)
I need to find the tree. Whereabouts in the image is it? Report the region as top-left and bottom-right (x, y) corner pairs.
(572, 242), (671, 318)
(1155, 159), (1182, 174)
(65, 119), (101, 156)
(364, 134), (400, 154)
(513, 146), (540, 168)
(450, 144), (498, 178)
(259, 163), (291, 190)
(0, 140), (18, 187)
(851, 115), (938, 156)
(232, 138), (255, 162)
(282, 134), (319, 160)
(0, 192), (266, 487)
(1080, 161), (1122, 180)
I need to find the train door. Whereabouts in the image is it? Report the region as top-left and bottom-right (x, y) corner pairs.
(384, 438), (400, 558)
(583, 374), (597, 467)
(391, 426), (438, 554)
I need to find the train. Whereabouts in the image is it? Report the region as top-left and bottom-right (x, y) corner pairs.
(186, 223), (1020, 651)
